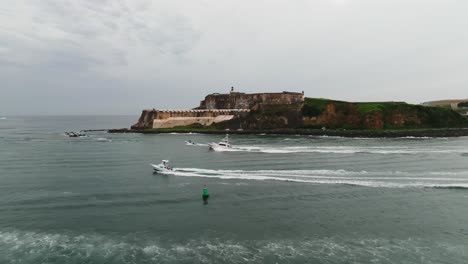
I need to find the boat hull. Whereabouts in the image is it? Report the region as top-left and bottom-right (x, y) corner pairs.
(208, 143), (232, 151)
(151, 164), (173, 173)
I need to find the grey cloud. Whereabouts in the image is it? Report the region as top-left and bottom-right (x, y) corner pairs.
(1, 0), (468, 115)
(1, 0), (200, 70)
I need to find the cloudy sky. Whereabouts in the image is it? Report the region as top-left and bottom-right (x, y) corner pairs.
(1, 0), (468, 115)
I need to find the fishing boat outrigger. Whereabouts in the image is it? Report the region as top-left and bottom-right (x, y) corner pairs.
(151, 160), (174, 173)
(208, 134), (232, 151)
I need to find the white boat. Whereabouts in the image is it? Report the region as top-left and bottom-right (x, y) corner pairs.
(151, 160), (174, 173)
(185, 140), (196, 146)
(65, 131), (88, 138)
(209, 134), (232, 151)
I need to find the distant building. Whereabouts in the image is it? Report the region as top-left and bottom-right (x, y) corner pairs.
(422, 99), (468, 109)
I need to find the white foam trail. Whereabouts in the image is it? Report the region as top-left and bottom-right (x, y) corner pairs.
(162, 168), (468, 188)
(94, 137), (112, 142)
(0, 117), (6, 120)
(311, 135), (349, 139)
(185, 142), (208, 146)
(210, 147), (243, 152)
(216, 145), (465, 154)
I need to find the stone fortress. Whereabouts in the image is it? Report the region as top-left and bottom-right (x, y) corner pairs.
(131, 88), (305, 129)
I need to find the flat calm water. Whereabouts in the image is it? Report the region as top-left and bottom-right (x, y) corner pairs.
(1, 116), (468, 263)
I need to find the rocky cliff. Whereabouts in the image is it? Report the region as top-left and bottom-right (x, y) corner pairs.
(213, 97), (468, 130)
(216, 102), (304, 130)
(302, 98), (468, 129)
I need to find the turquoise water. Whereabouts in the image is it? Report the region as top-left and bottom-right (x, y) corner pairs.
(1, 116), (468, 263)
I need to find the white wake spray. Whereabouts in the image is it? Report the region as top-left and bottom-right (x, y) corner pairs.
(159, 168), (468, 189)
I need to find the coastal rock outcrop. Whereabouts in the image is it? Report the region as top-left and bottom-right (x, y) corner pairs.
(131, 91), (467, 131)
(302, 99), (467, 129)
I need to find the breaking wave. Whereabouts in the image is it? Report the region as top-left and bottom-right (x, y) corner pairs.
(0, 229), (464, 264)
(161, 168), (468, 189)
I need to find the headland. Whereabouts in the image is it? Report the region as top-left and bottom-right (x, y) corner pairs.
(113, 89), (468, 138)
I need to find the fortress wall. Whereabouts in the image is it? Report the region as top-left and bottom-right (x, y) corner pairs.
(199, 92), (304, 110)
(132, 109), (157, 129)
(131, 91), (304, 129)
(153, 109), (249, 119)
(153, 115), (235, 128)
(256, 92), (304, 105)
(132, 109), (250, 129)
(199, 94), (252, 109)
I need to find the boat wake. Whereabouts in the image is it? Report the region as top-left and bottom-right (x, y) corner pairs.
(185, 141), (207, 146)
(63, 133), (112, 142)
(94, 137), (112, 142)
(163, 168), (468, 189)
(210, 145), (465, 154)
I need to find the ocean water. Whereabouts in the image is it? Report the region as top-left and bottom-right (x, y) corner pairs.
(1, 116), (468, 263)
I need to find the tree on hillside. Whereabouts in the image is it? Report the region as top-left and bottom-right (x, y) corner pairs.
(458, 102), (468, 108)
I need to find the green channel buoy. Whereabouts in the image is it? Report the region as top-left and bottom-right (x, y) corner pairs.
(202, 186), (209, 201)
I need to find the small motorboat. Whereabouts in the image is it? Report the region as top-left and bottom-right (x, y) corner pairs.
(65, 131), (87, 138)
(209, 134), (232, 151)
(151, 160), (174, 173)
(185, 140), (196, 146)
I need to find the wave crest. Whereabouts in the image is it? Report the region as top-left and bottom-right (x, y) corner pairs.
(0, 229), (464, 263)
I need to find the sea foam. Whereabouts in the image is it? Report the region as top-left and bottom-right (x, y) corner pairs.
(0, 229), (464, 263)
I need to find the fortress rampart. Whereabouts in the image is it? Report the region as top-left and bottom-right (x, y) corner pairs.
(132, 108), (251, 129)
(131, 91), (304, 129)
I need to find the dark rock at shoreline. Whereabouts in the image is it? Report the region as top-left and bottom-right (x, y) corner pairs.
(81, 129), (109, 132)
(106, 128), (468, 138)
(108, 128), (131, 133)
